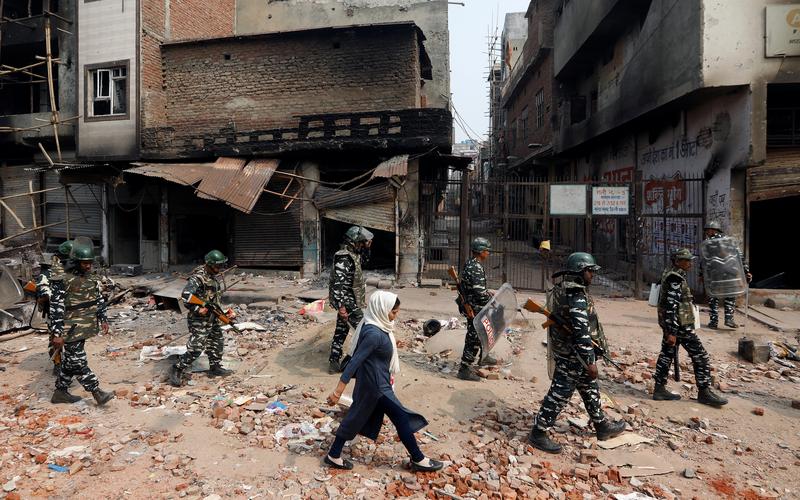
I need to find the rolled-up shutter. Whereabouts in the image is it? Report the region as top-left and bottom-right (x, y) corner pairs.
(316, 183), (396, 233)
(233, 179), (302, 268)
(0, 165), (40, 244)
(748, 150), (800, 202)
(44, 171), (103, 241)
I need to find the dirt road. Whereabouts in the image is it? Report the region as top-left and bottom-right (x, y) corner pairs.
(1, 276), (797, 499)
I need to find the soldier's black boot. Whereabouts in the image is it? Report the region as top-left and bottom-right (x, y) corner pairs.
(653, 384), (681, 401)
(707, 321), (718, 330)
(92, 389), (114, 406)
(328, 360), (341, 375)
(208, 366), (233, 378)
(697, 387), (728, 407)
(724, 319), (738, 329)
(457, 365), (481, 381)
(595, 419), (626, 441)
(478, 353), (499, 366)
(169, 365), (184, 387)
(51, 389), (82, 404)
(527, 428), (562, 454)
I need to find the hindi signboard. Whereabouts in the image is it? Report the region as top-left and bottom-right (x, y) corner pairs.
(766, 5), (800, 57)
(592, 186), (629, 215)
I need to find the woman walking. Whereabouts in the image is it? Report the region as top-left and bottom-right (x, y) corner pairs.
(325, 291), (443, 472)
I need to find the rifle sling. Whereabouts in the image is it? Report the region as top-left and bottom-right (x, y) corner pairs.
(66, 300), (98, 312)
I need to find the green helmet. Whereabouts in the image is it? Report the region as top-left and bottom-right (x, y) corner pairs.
(204, 250), (228, 265)
(70, 242), (95, 261)
(704, 220), (723, 232)
(344, 226), (374, 244)
(565, 252), (600, 273)
(471, 237), (491, 253)
(58, 240), (73, 257)
(671, 248), (695, 261)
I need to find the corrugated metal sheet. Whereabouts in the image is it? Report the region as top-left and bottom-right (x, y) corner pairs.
(44, 172), (103, 240)
(197, 157), (246, 201)
(127, 163), (212, 186)
(221, 159), (278, 213)
(749, 150), (800, 201)
(1, 165), (39, 244)
(315, 183), (394, 210)
(315, 183), (396, 233)
(127, 158), (276, 214)
(372, 155), (409, 179)
(234, 177), (302, 267)
(323, 201), (395, 233)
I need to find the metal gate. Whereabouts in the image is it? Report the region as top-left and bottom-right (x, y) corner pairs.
(420, 171), (705, 296)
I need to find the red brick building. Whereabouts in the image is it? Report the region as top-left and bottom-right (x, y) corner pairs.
(500, 0), (560, 177)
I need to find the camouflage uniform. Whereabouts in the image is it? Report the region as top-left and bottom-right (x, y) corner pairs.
(328, 244), (366, 364)
(533, 276), (608, 431)
(174, 265), (226, 372)
(459, 257), (492, 368)
(704, 232), (749, 327)
(50, 266), (107, 393)
(36, 255), (70, 367)
(654, 266), (711, 388)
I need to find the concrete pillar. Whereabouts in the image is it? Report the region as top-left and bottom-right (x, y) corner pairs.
(300, 161), (320, 276)
(397, 158), (420, 284)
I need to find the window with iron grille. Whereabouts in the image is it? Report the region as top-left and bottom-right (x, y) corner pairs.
(535, 89), (545, 128)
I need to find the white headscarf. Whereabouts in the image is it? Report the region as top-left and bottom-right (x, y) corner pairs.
(347, 290), (401, 374)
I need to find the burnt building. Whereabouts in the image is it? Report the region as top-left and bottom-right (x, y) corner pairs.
(1, 0), (456, 284)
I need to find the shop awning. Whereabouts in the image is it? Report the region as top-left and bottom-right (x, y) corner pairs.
(749, 150), (800, 202)
(127, 158), (279, 214)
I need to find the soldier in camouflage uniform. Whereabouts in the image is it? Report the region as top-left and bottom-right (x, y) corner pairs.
(652, 248), (728, 406)
(35, 241), (73, 375)
(169, 250), (234, 387)
(50, 241), (114, 405)
(328, 226), (373, 374)
(456, 237), (498, 381)
(528, 253), (625, 454)
(702, 221), (751, 329)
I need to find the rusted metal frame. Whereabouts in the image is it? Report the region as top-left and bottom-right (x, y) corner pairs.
(44, 17), (61, 160)
(0, 217), (83, 244)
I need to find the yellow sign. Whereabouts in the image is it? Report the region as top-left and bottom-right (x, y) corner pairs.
(787, 8), (800, 28)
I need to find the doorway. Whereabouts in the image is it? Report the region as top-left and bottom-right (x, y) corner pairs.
(750, 195), (800, 288)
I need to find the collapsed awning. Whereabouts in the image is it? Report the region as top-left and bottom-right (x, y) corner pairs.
(371, 154), (408, 179)
(749, 150), (800, 202)
(315, 183), (396, 233)
(127, 158), (279, 214)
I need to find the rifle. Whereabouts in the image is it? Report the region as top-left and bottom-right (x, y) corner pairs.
(448, 266), (475, 319)
(523, 298), (624, 371)
(186, 294), (236, 325)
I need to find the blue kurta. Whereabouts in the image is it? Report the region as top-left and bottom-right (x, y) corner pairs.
(335, 324), (428, 441)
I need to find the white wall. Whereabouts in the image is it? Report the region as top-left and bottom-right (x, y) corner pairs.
(77, 0), (138, 159)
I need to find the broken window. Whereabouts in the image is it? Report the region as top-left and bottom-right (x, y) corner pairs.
(88, 64), (128, 118)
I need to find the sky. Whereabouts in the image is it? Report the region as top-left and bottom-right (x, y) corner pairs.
(449, 0), (531, 144)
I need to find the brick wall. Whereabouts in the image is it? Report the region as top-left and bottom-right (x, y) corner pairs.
(146, 24), (421, 152)
(140, 0), (235, 134)
(503, 0), (556, 160)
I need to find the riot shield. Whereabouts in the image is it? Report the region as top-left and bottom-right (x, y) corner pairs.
(472, 283), (517, 361)
(0, 264), (24, 310)
(700, 236), (747, 298)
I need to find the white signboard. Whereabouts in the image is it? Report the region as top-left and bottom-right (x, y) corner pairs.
(550, 185), (586, 215)
(766, 5), (800, 57)
(592, 186), (629, 215)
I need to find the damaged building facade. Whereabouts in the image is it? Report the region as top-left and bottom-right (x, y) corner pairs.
(1, 0), (456, 284)
(491, 0), (800, 291)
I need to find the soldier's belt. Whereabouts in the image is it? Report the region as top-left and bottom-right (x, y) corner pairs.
(65, 300), (97, 312)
